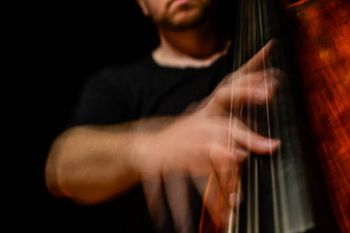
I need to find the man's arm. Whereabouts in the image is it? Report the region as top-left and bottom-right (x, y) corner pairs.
(45, 122), (152, 204)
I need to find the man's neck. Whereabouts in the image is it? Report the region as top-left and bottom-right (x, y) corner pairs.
(152, 24), (230, 68)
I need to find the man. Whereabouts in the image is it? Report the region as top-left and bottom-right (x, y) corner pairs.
(45, 0), (281, 232)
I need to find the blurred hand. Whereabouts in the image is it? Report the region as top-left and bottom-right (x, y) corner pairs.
(137, 40), (282, 232)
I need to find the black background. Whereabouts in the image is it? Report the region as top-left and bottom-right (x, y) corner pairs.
(9, 2), (158, 230)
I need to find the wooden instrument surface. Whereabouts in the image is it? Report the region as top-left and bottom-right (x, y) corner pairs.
(285, 1), (350, 232)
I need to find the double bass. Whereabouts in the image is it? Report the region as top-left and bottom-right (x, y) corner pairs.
(200, 0), (350, 232)
(285, 0), (350, 232)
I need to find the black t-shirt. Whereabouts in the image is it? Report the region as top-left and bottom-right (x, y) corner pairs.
(68, 51), (233, 233)
(71, 52), (233, 125)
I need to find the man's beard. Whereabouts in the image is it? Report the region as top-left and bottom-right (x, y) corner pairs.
(156, 1), (214, 31)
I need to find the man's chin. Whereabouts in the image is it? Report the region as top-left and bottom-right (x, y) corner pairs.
(162, 9), (207, 30)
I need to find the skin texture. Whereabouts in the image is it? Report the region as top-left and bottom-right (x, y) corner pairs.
(137, 0), (213, 30)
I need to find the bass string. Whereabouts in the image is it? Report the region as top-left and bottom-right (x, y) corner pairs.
(227, 0), (286, 232)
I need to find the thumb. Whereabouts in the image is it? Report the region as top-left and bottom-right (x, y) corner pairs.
(239, 39), (277, 73)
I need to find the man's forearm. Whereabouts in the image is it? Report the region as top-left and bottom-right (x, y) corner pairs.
(45, 123), (146, 204)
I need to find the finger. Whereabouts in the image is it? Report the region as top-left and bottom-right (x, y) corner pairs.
(143, 177), (169, 232)
(235, 68), (282, 87)
(227, 180), (243, 231)
(194, 172), (228, 230)
(192, 147), (244, 232)
(163, 172), (195, 233)
(239, 39), (277, 73)
(211, 76), (279, 112)
(228, 180), (243, 208)
(231, 120), (281, 154)
(210, 145), (246, 199)
(193, 144), (245, 229)
(220, 67), (282, 88)
(189, 145), (229, 229)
